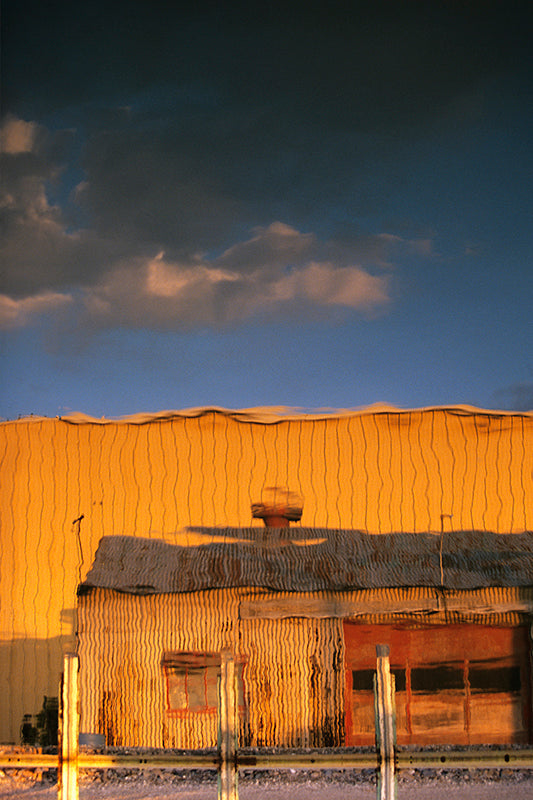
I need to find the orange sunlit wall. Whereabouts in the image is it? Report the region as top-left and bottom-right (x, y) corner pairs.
(0, 406), (532, 742)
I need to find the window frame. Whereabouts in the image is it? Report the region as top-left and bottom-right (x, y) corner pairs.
(162, 651), (246, 718)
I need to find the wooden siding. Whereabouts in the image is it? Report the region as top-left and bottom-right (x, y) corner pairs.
(240, 586), (533, 626)
(1, 406), (532, 742)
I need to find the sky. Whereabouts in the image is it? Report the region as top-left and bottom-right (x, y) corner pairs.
(1, 0), (532, 419)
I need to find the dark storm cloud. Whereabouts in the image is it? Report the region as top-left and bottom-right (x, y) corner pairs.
(44, 0), (531, 250)
(0, 105), (401, 328)
(0, 116), (133, 297)
(1, 1), (531, 330)
(4, 1), (529, 124)
(76, 118), (243, 254)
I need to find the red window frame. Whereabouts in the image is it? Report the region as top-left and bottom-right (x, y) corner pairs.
(162, 652), (246, 717)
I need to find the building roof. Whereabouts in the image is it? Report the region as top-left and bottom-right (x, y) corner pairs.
(80, 529), (533, 595)
(9, 403), (533, 425)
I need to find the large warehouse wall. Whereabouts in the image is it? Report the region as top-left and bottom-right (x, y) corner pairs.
(1, 406), (532, 742)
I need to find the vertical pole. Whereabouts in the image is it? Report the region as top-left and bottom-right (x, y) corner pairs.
(529, 623), (533, 743)
(58, 654), (79, 800)
(218, 650), (238, 800)
(374, 645), (396, 800)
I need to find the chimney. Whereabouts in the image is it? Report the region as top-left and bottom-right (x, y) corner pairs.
(251, 486), (303, 527)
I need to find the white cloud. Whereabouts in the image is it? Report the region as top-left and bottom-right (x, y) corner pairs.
(80, 225), (393, 330)
(216, 221), (315, 274)
(146, 252), (238, 298)
(287, 262), (390, 308)
(0, 117), (39, 154)
(0, 291), (73, 329)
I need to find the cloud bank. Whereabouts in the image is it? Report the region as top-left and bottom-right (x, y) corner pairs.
(1, 116), (404, 331)
(84, 230), (391, 330)
(4, 2), (522, 334)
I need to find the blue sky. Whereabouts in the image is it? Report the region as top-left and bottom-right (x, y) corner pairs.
(1, 1), (532, 418)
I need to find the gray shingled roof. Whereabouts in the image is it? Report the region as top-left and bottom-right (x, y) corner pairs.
(79, 529), (533, 595)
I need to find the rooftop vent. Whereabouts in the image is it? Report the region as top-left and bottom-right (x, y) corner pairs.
(251, 486), (303, 527)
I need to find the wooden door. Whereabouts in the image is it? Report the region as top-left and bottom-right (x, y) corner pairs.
(344, 623), (531, 746)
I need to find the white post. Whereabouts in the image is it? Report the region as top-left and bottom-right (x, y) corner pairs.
(375, 645), (396, 800)
(58, 654), (79, 800)
(218, 650), (238, 800)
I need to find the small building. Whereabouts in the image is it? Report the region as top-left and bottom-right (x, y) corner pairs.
(77, 527), (533, 749)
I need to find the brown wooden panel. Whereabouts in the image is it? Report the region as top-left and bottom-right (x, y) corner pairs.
(470, 694), (524, 737)
(410, 694), (465, 736)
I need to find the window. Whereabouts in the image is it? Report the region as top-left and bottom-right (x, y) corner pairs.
(162, 652), (245, 716)
(352, 668), (406, 692)
(469, 664), (521, 694)
(411, 665), (463, 693)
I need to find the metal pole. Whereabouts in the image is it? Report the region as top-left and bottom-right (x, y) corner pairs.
(58, 654), (79, 800)
(375, 645), (396, 800)
(218, 650), (238, 800)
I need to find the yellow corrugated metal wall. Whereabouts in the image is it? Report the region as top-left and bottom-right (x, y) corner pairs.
(1, 407), (532, 742)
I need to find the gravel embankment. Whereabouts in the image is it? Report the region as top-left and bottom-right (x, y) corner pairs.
(2, 767), (533, 800)
(2, 745), (533, 799)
